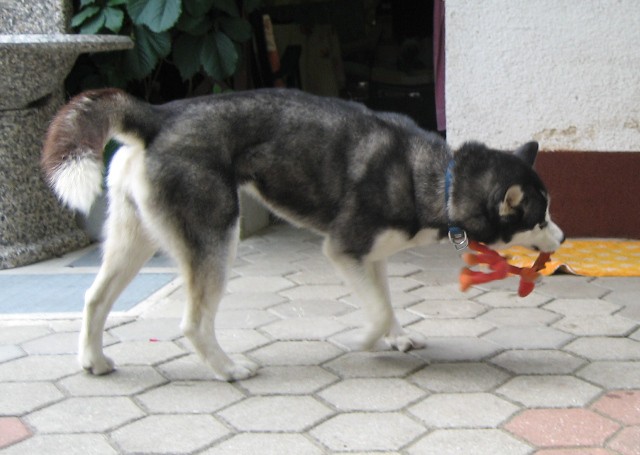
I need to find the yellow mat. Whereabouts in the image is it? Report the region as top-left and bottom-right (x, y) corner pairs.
(502, 240), (640, 277)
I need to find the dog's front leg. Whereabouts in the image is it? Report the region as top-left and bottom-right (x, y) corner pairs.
(324, 240), (425, 351)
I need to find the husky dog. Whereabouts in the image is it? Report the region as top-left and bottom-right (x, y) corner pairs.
(42, 88), (564, 380)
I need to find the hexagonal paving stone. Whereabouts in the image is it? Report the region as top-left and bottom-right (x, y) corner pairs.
(0, 417), (31, 449)
(497, 375), (602, 408)
(260, 317), (348, 341)
(59, 366), (167, 396)
(0, 345), (24, 364)
(592, 277), (640, 292)
(108, 318), (183, 341)
(411, 337), (502, 362)
(534, 449), (618, 455)
(479, 308), (561, 326)
(411, 268), (466, 287)
(607, 426), (640, 455)
(20, 331), (114, 355)
(216, 328), (272, 354)
(214, 309), (277, 329)
(617, 301), (640, 322)
(408, 362), (510, 393)
(409, 283), (482, 301)
(0, 355), (78, 382)
(591, 390), (640, 425)
(136, 381), (244, 413)
(563, 336), (640, 360)
(238, 365), (337, 395)
(536, 277), (608, 299)
(310, 412), (425, 452)
(544, 298), (622, 316)
(490, 349), (585, 375)
(553, 315), (638, 336)
(1, 433), (118, 455)
(340, 290), (424, 310)
(26, 397), (144, 433)
(408, 300), (487, 319)
(103, 339), (185, 365)
(319, 378), (425, 411)
(407, 318), (494, 337)
(603, 289), (640, 308)
(157, 354), (226, 381)
(219, 396), (332, 432)
(286, 269), (344, 286)
(387, 261), (422, 277)
(465, 277), (523, 293)
(388, 276), (423, 293)
(0, 325), (51, 345)
(324, 351), (424, 378)
(474, 290), (550, 307)
(578, 361), (640, 389)
(0, 382), (64, 415)
(366, 291), (425, 309)
(234, 261), (299, 277)
(269, 299), (353, 318)
(481, 325), (574, 349)
(336, 308), (420, 332)
(503, 408), (620, 447)
(409, 393), (519, 428)
(219, 292), (287, 310)
(227, 276), (296, 293)
(279, 284), (350, 301)
(111, 414), (228, 454)
(248, 340), (343, 366)
(408, 429), (531, 455)
(201, 433), (325, 455)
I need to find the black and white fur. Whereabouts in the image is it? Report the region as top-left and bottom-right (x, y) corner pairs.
(42, 88), (564, 380)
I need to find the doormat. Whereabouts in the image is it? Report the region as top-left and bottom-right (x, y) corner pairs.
(502, 240), (640, 277)
(0, 273), (175, 314)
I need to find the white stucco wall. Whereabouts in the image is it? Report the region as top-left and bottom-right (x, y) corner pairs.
(445, 0), (640, 151)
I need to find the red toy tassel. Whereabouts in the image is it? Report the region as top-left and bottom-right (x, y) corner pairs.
(460, 241), (552, 296)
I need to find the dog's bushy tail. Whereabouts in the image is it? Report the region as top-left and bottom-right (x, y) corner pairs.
(42, 88), (134, 214)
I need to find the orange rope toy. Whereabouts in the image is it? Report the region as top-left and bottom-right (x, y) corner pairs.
(459, 241), (551, 297)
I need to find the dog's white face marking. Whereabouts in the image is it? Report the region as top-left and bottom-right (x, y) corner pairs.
(498, 208), (564, 253)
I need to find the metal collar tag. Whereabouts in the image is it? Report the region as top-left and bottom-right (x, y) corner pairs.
(448, 228), (469, 251)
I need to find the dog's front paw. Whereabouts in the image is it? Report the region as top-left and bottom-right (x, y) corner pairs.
(385, 331), (427, 352)
(80, 353), (115, 376)
(218, 358), (259, 382)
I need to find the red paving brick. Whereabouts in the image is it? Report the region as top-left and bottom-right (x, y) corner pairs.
(607, 426), (640, 455)
(535, 449), (617, 455)
(504, 409), (620, 448)
(592, 390), (640, 425)
(0, 417), (31, 449)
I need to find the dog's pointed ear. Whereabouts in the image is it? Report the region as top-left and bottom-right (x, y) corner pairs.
(514, 141), (539, 167)
(499, 185), (524, 217)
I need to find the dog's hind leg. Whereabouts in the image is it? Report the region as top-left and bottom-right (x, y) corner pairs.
(179, 222), (258, 381)
(323, 239), (426, 352)
(79, 196), (156, 375)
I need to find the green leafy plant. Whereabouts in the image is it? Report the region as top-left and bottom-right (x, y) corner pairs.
(69, 0), (261, 100)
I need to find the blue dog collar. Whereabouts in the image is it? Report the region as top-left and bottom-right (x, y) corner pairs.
(445, 159), (469, 250)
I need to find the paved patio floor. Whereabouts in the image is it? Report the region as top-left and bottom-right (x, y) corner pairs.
(1, 223), (639, 454)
